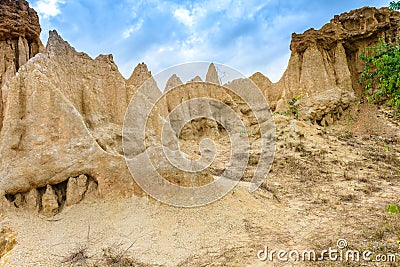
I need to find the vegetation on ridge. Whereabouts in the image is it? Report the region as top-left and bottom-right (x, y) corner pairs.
(360, 1), (400, 114)
(389, 1), (400, 10)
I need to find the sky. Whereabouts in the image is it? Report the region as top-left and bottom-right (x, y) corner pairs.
(27, 0), (389, 82)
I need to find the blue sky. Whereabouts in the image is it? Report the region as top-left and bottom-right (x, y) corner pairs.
(28, 0), (389, 82)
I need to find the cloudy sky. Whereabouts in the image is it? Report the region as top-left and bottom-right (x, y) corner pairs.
(27, 0), (388, 82)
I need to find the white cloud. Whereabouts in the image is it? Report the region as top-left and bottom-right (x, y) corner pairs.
(115, 0), (295, 82)
(34, 0), (65, 19)
(174, 7), (194, 27)
(173, 5), (207, 28)
(122, 19), (144, 39)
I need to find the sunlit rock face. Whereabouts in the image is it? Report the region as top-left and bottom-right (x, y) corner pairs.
(0, 30), (145, 207)
(0, 0), (43, 130)
(253, 7), (400, 126)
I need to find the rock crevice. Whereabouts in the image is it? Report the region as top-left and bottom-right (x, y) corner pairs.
(4, 174), (99, 216)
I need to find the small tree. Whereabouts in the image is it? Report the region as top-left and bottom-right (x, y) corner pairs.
(359, 2), (400, 114)
(389, 1), (400, 10)
(360, 39), (400, 114)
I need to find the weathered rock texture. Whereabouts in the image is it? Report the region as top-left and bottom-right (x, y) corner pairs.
(0, 0), (43, 132)
(0, 2), (399, 214)
(205, 63), (220, 85)
(0, 30), (145, 211)
(253, 7), (400, 126)
(165, 74), (183, 91)
(124, 66), (275, 196)
(66, 174), (88, 206)
(190, 76), (203, 82)
(41, 185), (59, 217)
(126, 62), (152, 101)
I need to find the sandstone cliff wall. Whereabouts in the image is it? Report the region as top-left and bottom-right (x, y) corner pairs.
(0, 30), (145, 202)
(0, 0), (43, 132)
(252, 7), (400, 126)
(0, 2), (399, 213)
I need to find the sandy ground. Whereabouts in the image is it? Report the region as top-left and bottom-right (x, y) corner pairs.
(1, 103), (400, 266)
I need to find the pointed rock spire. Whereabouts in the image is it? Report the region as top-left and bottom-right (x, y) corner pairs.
(127, 62), (152, 88)
(126, 62), (153, 100)
(46, 30), (76, 54)
(205, 63), (220, 85)
(165, 74), (183, 91)
(189, 75), (203, 83)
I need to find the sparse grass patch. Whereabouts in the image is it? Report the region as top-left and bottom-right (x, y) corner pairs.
(100, 245), (151, 267)
(60, 241), (158, 267)
(339, 194), (358, 202)
(61, 244), (91, 266)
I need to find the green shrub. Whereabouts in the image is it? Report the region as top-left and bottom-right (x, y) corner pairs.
(360, 38), (400, 114)
(389, 1), (400, 11)
(386, 204), (400, 214)
(285, 94), (302, 119)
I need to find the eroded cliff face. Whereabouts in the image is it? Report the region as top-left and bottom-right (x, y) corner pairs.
(0, 30), (147, 213)
(126, 62), (152, 101)
(0, 2), (399, 214)
(0, 0), (43, 131)
(254, 7), (400, 126)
